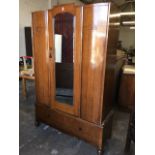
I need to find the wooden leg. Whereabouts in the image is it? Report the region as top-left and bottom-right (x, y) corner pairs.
(35, 120), (40, 127)
(22, 78), (27, 97)
(97, 149), (103, 155)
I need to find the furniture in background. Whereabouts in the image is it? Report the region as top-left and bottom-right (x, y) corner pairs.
(127, 49), (135, 65)
(105, 55), (125, 108)
(32, 3), (120, 155)
(19, 56), (33, 71)
(25, 27), (33, 56)
(118, 65), (135, 111)
(20, 75), (35, 97)
(19, 56), (35, 97)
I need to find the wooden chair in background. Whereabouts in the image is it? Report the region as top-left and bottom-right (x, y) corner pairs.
(19, 56), (35, 97)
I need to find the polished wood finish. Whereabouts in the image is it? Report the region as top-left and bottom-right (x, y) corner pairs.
(49, 3), (76, 16)
(48, 4), (82, 116)
(36, 103), (102, 148)
(81, 3), (110, 124)
(81, 3), (121, 124)
(83, 3), (109, 30)
(32, 2), (119, 153)
(32, 11), (49, 105)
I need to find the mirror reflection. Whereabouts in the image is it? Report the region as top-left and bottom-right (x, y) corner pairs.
(54, 13), (74, 105)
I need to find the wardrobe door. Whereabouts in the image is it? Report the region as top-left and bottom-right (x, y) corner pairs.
(81, 3), (110, 124)
(48, 4), (82, 116)
(32, 11), (50, 105)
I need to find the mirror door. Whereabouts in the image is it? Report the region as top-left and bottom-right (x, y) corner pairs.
(48, 4), (82, 116)
(54, 12), (74, 106)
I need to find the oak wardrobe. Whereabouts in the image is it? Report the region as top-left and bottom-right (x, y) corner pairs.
(32, 3), (119, 155)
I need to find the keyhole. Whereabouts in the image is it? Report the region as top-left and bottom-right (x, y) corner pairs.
(79, 127), (82, 131)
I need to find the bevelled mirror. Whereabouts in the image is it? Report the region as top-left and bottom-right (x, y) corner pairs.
(54, 12), (74, 105)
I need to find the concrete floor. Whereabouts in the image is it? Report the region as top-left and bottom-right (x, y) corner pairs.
(19, 81), (135, 155)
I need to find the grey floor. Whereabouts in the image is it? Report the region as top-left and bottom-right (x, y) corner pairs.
(19, 81), (135, 155)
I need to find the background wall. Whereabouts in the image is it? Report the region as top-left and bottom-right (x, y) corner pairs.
(19, 0), (50, 56)
(51, 0), (83, 6)
(119, 27), (135, 50)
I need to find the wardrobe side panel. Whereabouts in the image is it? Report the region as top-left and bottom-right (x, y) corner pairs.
(32, 11), (49, 105)
(102, 4), (121, 121)
(81, 4), (110, 124)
